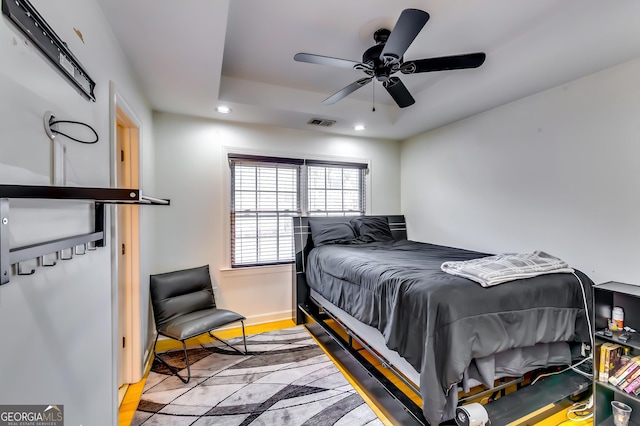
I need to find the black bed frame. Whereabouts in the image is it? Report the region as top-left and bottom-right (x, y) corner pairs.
(291, 215), (591, 425)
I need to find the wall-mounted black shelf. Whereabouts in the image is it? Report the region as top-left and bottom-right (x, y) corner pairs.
(0, 184), (169, 204)
(0, 184), (170, 285)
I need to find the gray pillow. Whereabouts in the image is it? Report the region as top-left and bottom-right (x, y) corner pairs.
(350, 216), (394, 242)
(308, 220), (356, 246)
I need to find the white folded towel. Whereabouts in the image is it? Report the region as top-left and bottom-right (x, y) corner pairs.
(441, 251), (574, 287)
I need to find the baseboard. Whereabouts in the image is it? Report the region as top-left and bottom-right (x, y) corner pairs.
(118, 384), (129, 407)
(142, 333), (156, 375)
(243, 310), (294, 326)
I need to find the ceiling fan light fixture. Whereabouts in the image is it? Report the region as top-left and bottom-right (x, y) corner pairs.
(216, 106), (232, 114)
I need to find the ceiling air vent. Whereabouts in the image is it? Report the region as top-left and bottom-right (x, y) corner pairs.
(307, 118), (336, 127)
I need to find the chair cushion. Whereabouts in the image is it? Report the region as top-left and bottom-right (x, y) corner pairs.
(150, 265), (216, 329)
(157, 308), (246, 341)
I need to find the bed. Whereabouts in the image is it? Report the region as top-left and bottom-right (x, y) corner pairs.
(293, 215), (593, 425)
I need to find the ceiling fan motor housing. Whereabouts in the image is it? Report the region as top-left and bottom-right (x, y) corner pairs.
(362, 42), (400, 82)
(373, 28), (390, 44)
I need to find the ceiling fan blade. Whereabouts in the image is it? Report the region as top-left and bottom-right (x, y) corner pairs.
(380, 9), (430, 65)
(401, 52), (486, 74)
(383, 77), (415, 108)
(322, 77), (373, 105)
(294, 53), (361, 69)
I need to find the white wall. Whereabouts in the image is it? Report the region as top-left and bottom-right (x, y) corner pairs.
(152, 112), (401, 324)
(0, 1), (152, 424)
(401, 57), (640, 285)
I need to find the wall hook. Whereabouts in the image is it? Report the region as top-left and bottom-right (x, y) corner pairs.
(74, 244), (86, 255)
(16, 262), (35, 276)
(44, 111), (57, 140)
(40, 252), (58, 267)
(59, 248), (73, 260)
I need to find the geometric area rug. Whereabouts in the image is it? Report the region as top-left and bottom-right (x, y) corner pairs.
(132, 326), (384, 426)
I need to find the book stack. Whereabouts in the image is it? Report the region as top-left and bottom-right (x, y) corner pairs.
(604, 348), (640, 396)
(599, 342), (623, 382)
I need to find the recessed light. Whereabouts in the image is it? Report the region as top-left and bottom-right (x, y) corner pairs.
(216, 106), (232, 114)
(354, 124), (365, 131)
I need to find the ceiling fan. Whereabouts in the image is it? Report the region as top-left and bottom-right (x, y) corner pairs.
(294, 9), (486, 108)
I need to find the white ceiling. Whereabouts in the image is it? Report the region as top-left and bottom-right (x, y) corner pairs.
(97, 0), (640, 141)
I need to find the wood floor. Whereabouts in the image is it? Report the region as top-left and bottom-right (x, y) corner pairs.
(117, 319), (592, 426)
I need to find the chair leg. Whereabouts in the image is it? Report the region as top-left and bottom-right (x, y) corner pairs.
(208, 320), (248, 355)
(181, 340), (191, 382)
(152, 334), (191, 383)
(241, 320), (248, 354)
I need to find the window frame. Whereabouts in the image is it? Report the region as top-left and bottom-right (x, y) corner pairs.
(228, 153), (368, 268)
(304, 162), (367, 217)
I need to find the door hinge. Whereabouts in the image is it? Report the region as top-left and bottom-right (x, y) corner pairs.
(122, 336), (126, 348)
(120, 150), (125, 162)
(121, 243), (125, 255)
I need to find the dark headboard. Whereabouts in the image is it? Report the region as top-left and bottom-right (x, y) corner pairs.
(292, 215), (407, 324)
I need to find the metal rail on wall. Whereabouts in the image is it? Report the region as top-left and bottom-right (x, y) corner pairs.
(1, 0), (97, 101)
(0, 184), (170, 285)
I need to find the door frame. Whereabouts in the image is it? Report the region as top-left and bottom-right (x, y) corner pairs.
(108, 81), (143, 390)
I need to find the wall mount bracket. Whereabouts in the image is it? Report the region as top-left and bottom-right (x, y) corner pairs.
(2, 0), (96, 101)
(44, 111), (56, 140)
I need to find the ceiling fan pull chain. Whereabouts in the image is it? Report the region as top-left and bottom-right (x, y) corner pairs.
(372, 82), (376, 112)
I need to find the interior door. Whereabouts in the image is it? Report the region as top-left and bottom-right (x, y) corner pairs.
(115, 110), (140, 388)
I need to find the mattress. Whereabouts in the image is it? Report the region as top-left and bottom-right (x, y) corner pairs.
(305, 239), (593, 423)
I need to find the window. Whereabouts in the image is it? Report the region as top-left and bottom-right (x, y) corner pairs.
(229, 154), (367, 267)
(306, 160), (366, 216)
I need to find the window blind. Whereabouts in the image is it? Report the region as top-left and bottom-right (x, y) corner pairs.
(230, 156), (301, 267)
(229, 154), (367, 267)
(305, 164), (366, 217)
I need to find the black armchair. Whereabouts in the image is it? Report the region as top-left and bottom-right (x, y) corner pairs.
(149, 265), (247, 383)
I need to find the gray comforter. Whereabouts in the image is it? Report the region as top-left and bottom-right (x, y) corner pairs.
(305, 240), (592, 424)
